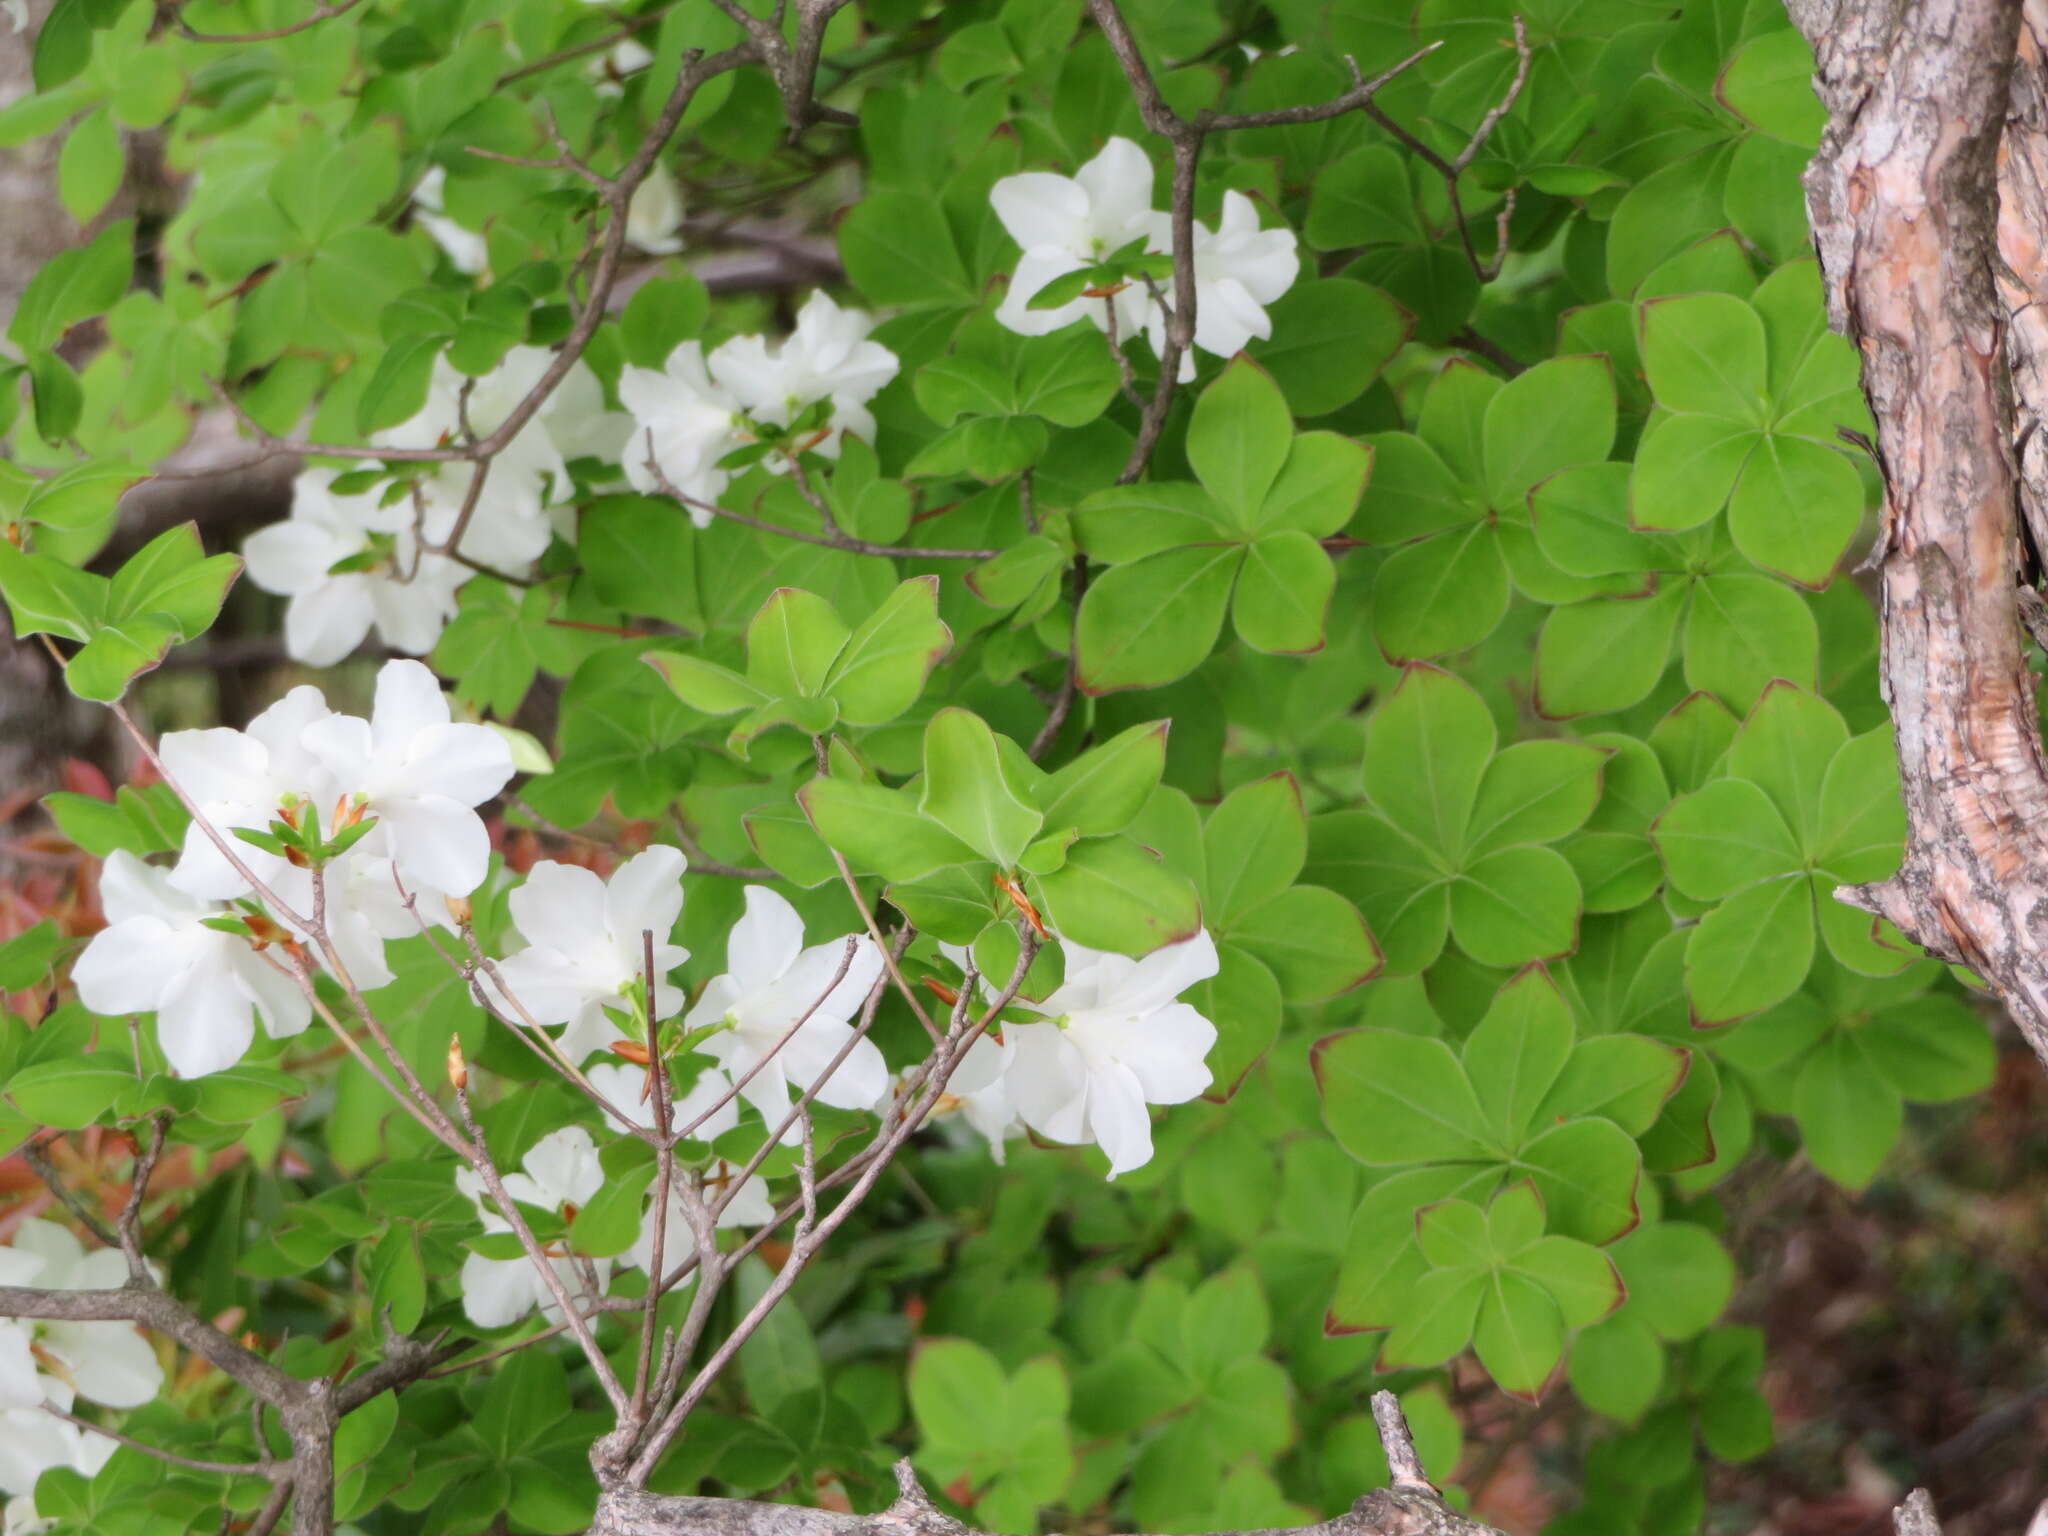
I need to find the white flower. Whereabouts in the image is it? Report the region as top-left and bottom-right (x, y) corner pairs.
(707, 291), (898, 458)
(944, 1033), (1024, 1164)
(1001, 931), (1220, 1178)
(455, 1127), (608, 1329)
(412, 167), (488, 276)
(686, 886), (887, 1135)
(624, 1159), (774, 1273)
(1145, 191), (1299, 379)
(626, 171), (686, 255)
(162, 684), (335, 900)
(244, 469), (470, 668)
(0, 1413), (112, 1512)
(990, 136), (1160, 340)
(587, 1060), (738, 1142)
(301, 660), (515, 898)
(72, 852), (310, 1078)
(373, 356), (568, 572)
(0, 1222), (164, 1418)
(619, 341), (740, 524)
(489, 848), (690, 1066)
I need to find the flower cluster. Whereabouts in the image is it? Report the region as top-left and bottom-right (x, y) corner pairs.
(0, 1223), (163, 1531)
(74, 660), (514, 1077)
(620, 291), (898, 520)
(242, 293), (896, 667)
(989, 136), (1299, 379)
(942, 930), (1221, 1177)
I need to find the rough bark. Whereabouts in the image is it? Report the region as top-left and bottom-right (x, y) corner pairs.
(1786, 0), (2048, 1065)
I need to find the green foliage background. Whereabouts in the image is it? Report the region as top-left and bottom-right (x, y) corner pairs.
(0, 0), (2003, 1532)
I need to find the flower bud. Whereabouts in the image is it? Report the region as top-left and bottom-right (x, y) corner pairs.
(447, 1034), (468, 1093)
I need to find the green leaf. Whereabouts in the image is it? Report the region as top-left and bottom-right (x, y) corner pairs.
(1685, 877), (1816, 1022)
(1462, 970), (1574, 1146)
(620, 275), (710, 369)
(1631, 416), (1763, 537)
(1232, 531), (1334, 654)
(9, 219), (134, 353)
(1027, 836), (1200, 956)
(1517, 1116), (1641, 1243)
(0, 540), (105, 642)
(1229, 885), (1380, 1002)
(1536, 584), (1686, 718)
(1467, 741), (1606, 854)
(746, 587), (851, 700)
(1516, 1236), (1625, 1328)
(799, 778), (981, 883)
(1726, 434), (1862, 586)
(33, 0), (94, 90)
(1449, 845), (1581, 967)
(839, 190), (973, 308)
(1538, 1037), (1687, 1137)
(1718, 29), (1825, 147)
(1793, 1032), (1901, 1188)
(919, 710), (1044, 868)
(1254, 277), (1410, 416)
(1076, 545), (1240, 693)
(1314, 1029), (1493, 1164)
(1364, 666), (1496, 859)
(21, 460), (146, 535)
(0, 920), (62, 989)
(58, 105), (122, 225)
(1683, 572), (1819, 711)
(1372, 524), (1511, 660)
(1039, 720), (1169, 837)
(1202, 774), (1306, 925)
(1473, 1271), (1565, 1395)
(823, 576), (951, 725)
(1640, 293), (1768, 422)
(1481, 355), (1616, 508)
(109, 523), (240, 636)
(1655, 778), (1804, 899)
(1615, 1221), (1735, 1339)
(6, 1054), (137, 1130)
(1186, 357), (1294, 523)
(1260, 431), (1373, 538)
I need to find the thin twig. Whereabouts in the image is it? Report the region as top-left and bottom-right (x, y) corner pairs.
(42, 1404), (278, 1480)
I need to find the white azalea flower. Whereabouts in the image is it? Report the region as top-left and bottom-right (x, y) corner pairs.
(587, 1060), (738, 1142)
(625, 1159), (774, 1274)
(944, 1033), (1024, 1164)
(0, 1412), (112, 1511)
(489, 848), (690, 1066)
(373, 356), (569, 572)
(243, 469), (469, 668)
(707, 291), (899, 459)
(619, 341), (740, 524)
(1145, 191), (1300, 379)
(685, 886), (887, 1135)
(0, 1224), (162, 1412)
(626, 170), (686, 255)
(300, 659), (516, 898)
(411, 166), (488, 276)
(990, 136), (1160, 340)
(1002, 931), (1220, 1178)
(455, 1127), (608, 1329)
(73, 852), (310, 1078)
(162, 684), (335, 900)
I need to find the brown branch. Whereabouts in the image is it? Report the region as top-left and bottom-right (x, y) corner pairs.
(601, 1393), (1497, 1534)
(1787, 0), (2048, 1060)
(0, 1285), (301, 1406)
(167, 0), (365, 43)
